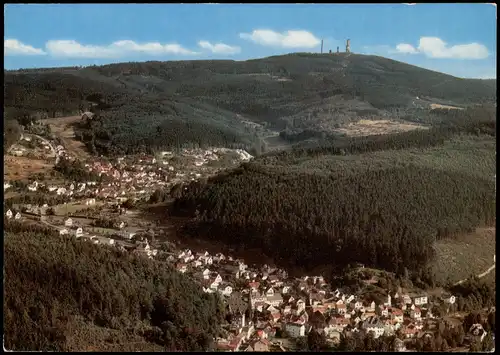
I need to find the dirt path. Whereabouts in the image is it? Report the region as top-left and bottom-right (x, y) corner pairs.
(44, 115), (90, 160)
(454, 257), (496, 286)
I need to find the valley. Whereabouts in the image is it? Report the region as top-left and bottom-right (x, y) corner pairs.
(3, 53), (496, 352)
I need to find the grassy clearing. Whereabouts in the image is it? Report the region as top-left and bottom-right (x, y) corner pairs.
(431, 228), (496, 285)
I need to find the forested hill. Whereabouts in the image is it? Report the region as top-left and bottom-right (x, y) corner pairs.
(171, 109), (496, 282)
(4, 221), (226, 352)
(4, 53), (496, 156)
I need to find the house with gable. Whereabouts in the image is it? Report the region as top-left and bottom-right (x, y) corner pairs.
(249, 281), (260, 292)
(265, 292), (283, 307)
(325, 315), (350, 333)
(285, 320), (307, 338)
(64, 218), (73, 227)
(296, 299), (306, 313)
(265, 287), (275, 297)
(362, 316), (385, 339)
(220, 284), (233, 297)
(410, 307), (422, 320)
(336, 302), (347, 315)
(244, 338), (271, 352)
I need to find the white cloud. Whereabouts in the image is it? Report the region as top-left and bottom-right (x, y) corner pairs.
(395, 43), (418, 54)
(45, 39), (199, 58)
(198, 40), (241, 55)
(239, 29), (321, 49)
(417, 37), (489, 59)
(4, 39), (46, 56)
(390, 37), (489, 59)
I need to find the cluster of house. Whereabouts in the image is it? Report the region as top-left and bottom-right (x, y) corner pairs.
(5, 209), (22, 220)
(177, 148), (253, 167)
(165, 248), (476, 352)
(56, 217), (159, 258)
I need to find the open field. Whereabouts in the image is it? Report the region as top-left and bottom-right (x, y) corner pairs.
(45, 115), (91, 160)
(333, 119), (429, 137)
(431, 227), (496, 285)
(52, 201), (105, 215)
(4, 155), (53, 180)
(430, 103), (465, 110)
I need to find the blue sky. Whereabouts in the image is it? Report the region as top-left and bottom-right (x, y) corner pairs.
(4, 4), (497, 78)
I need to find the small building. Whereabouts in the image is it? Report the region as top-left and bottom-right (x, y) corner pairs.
(81, 111), (95, 121)
(75, 227), (83, 237)
(413, 295), (428, 306)
(14, 212), (21, 220)
(64, 218), (73, 227)
(59, 228), (69, 235)
(5, 209), (13, 219)
(285, 322), (306, 338)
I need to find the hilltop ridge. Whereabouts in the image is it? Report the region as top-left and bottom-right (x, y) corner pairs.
(4, 53), (496, 156)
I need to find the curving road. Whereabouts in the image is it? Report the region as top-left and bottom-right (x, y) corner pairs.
(27, 133), (57, 163)
(454, 256), (496, 286)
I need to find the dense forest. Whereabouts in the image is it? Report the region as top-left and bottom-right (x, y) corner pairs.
(171, 108), (496, 278)
(4, 221), (226, 352)
(4, 53), (496, 156)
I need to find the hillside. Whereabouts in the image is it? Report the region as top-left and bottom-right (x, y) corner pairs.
(4, 221), (226, 352)
(4, 53), (496, 156)
(170, 111), (496, 282)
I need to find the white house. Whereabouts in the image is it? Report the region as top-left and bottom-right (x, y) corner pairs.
(296, 299), (306, 313)
(64, 218), (73, 227)
(362, 317), (385, 339)
(285, 322), (306, 338)
(384, 294), (392, 307)
(4, 182), (12, 191)
(14, 212), (21, 220)
(282, 286), (291, 294)
(193, 260), (203, 268)
(57, 187), (67, 195)
(119, 221), (125, 229)
(59, 228), (69, 235)
(442, 295), (456, 305)
(410, 308), (422, 320)
(413, 295), (428, 306)
(75, 227), (83, 237)
(5, 209), (13, 219)
(214, 274), (223, 284)
(221, 285), (233, 297)
(203, 269), (211, 279)
(402, 295), (412, 304)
